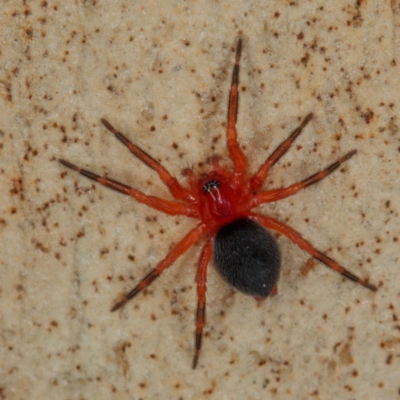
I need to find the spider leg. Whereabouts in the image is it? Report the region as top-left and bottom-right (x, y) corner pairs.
(212, 157), (230, 179)
(59, 159), (199, 218)
(251, 150), (357, 206)
(111, 223), (210, 311)
(227, 38), (247, 185)
(182, 167), (199, 195)
(101, 119), (198, 204)
(250, 113), (314, 191)
(251, 214), (378, 291)
(192, 236), (213, 369)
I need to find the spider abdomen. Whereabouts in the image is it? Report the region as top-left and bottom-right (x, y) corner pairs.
(213, 218), (281, 298)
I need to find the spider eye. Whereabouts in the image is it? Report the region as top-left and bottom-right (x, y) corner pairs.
(202, 180), (220, 193)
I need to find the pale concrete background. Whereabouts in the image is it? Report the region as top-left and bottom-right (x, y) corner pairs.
(1, 1), (399, 399)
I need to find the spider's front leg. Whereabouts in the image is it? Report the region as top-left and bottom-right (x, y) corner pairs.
(226, 38), (247, 186)
(251, 148), (357, 206)
(58, 159), (199, 218)
(101, 119), (198, 204)
(250, 113), (314, 192)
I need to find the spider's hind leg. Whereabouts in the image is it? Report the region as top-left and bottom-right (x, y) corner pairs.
(111, 223), (210, 312)
(192, 237), (213, 369)
(251, 214), (378, 292)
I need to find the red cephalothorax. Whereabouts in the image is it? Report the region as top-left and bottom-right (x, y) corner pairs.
(198, 173), (252, 224)
(59, 38), (377, 369)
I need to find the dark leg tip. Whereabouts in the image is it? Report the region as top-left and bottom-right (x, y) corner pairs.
(346, 149), (357, 159)
(101, 118), (114, 132)
(192, 354), (199, 369)
(236, 37), (242, 59)
(59, 159), (78, 171)
(303, 113), (314, 125)
(110, 299), (126, 312)
(365, 281), (378, 292)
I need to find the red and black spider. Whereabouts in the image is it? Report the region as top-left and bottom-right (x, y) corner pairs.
(59, 38), (377, 368)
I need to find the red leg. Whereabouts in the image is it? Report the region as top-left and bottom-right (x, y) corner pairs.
(192, 236), (213, 369)
(59, 159), (199, 218)
(101, 119), (198, 204)
(111, 223), (210, 311)
(212, 157), (230, 179)
(250, 113), (313, 191)
(250, 214), (377, 291)
(192, 236), (214, 369)
(226, 38), (247, 185)
(251, 150), (357, 207)
(182, 168), (199, 195)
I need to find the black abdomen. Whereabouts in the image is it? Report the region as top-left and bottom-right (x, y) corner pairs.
(213, 218), (281, 298)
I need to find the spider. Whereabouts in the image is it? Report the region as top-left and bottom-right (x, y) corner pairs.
(59, 38), (377, 369)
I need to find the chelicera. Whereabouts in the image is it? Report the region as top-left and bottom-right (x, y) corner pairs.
(59, 38), (377, 368)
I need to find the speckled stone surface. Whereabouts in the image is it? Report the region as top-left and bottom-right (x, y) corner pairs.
(1, 1), (399, 399)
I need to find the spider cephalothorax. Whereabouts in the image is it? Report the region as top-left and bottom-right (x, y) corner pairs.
(59, 38), (377, 368)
